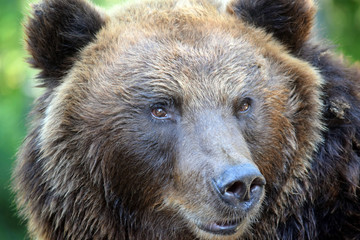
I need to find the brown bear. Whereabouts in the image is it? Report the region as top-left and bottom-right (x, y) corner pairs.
(12, 0), (360, 239)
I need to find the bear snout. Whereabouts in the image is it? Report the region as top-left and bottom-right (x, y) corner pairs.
(212, 164), (266, 211)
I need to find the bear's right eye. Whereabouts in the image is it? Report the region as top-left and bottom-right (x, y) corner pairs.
(151, 107), (170, 120)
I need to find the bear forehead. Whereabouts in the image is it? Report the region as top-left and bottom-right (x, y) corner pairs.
(72, 7), (291, 101)
(78, 34), (283, 107)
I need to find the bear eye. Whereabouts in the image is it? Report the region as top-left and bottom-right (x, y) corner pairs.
(238, 98), (252, 114)
(151, 106), (169, 119)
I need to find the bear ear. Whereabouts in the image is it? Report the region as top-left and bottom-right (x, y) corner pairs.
(25, 0), (107, 88)
(229, 0), (316, 52)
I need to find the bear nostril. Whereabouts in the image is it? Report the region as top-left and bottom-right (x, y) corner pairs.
(250, 177), (266, 195)
(224, 181), (247, 200)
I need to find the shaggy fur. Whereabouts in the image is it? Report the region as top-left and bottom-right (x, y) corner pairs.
(13, 0), (360, 239)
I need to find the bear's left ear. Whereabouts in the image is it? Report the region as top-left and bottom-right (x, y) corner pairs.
(25, 0), (107, 88)
(229, 0), (316, 52)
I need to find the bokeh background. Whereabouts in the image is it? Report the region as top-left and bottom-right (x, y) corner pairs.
(1, 0), (359, 239)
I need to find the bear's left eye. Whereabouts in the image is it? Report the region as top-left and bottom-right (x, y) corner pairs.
(238, 98), (252, 113)
(151, 107), (170, 119)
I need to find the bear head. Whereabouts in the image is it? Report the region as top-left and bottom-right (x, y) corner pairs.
(14, 0), (323, 239)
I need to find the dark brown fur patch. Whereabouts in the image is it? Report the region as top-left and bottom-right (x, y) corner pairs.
(230, 0), (316, 51)
(25, 0), (106, 88)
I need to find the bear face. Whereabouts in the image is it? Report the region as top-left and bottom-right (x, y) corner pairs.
(14, 0), (360, 239)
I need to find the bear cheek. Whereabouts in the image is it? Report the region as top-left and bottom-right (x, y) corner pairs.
(244, 112), (299, 196)
(91, 125), (172, 208)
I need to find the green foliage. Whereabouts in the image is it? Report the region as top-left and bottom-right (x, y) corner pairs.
(320, 0), (360, 62)
(0, 0), (359, 239)
(0, 0), (35, 238)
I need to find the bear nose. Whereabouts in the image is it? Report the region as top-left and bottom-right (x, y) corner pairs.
(213, 164), (266, 208)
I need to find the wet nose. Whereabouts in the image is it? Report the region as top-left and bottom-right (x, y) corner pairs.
(213, 164), (266, 208)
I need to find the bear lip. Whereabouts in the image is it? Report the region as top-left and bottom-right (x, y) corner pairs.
(198, 219), (241, 235)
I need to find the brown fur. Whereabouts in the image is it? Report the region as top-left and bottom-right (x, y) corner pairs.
(13, 0), (359, 239)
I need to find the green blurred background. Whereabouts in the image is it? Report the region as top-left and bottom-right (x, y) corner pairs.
(0, 0), (359, 239)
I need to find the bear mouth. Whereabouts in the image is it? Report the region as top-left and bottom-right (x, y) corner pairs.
(197, 219), (241, 235)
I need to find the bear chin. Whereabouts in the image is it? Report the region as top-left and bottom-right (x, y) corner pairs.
(178, 207), (258, 239)
(191, 219), (251, 240)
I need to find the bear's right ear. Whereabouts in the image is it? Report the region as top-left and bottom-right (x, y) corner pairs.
(25, 0), (107, 88)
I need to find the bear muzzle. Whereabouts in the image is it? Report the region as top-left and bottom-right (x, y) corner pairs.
(195, 164), (266, 236)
